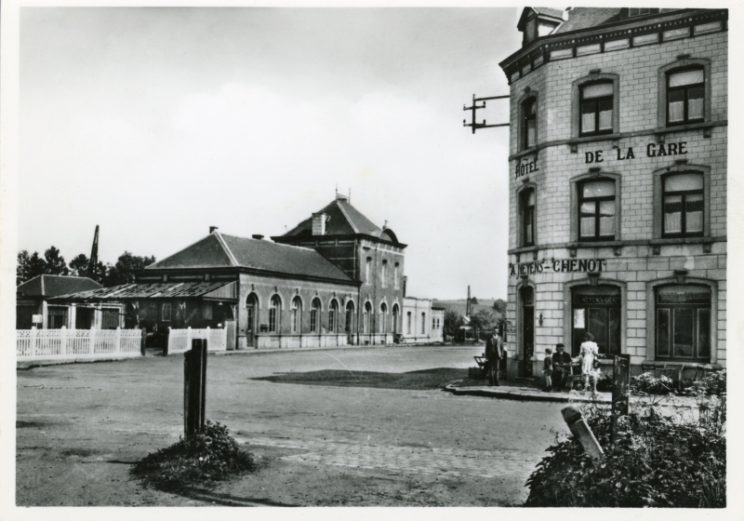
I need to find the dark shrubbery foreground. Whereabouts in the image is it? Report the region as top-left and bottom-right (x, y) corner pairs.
(525, 373), (726, 507)
(131, 421), (255, 492)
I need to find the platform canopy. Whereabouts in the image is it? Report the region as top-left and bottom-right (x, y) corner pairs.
(50, 280), (238, 303)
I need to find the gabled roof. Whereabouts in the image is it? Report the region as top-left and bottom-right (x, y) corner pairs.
(146, 231), (353, 283)
(17, 274), (101, 298)
(276, 196), (403, 246)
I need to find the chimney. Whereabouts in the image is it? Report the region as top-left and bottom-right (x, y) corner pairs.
(209, 226), (219, 233)
(311, 212), (327, 236)
(252, 234), (264, 240)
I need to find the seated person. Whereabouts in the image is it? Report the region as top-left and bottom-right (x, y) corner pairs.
(551, 343), (572, 389)
(543, 348), (553, 391)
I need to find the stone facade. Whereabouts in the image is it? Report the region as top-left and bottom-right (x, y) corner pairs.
(499, 8), (727, 378)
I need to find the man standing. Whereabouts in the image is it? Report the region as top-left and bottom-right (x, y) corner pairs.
(552, 343), (572, 390)
(485, 328), (504, 386)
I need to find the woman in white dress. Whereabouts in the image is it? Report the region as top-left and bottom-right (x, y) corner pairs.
(580, 332), (600, 394)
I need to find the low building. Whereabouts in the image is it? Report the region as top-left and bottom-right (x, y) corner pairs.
(400, 297), (444, 344)
(16, 274), (121, 329)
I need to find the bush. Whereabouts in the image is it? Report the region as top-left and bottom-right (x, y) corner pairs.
(525, 406), (725, 507)
(131, 421), (255, 492)
(631, 372), (674, 395)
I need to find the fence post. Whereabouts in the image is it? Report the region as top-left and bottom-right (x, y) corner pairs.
(89, 327), (96, 355)
(115, 326), (122, 354)
(611, 354), (631, 444)
(184, 338), (208, 439)
(60, 326), (67, 357)
(561, 406), (604, 463)
(187, 327), (192, 353)
(30, 327), (37, 359)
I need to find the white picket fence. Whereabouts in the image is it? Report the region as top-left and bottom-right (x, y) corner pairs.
(167, 327), (228, 354)
(17, 328), (143, 362)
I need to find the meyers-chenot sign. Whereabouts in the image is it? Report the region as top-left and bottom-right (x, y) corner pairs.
(509, 257), (607, 278)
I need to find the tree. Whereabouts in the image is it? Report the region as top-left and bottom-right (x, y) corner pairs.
(43, 246), (68, 275)
(470, 308), (498, 339)
(16, 250), (48, 285)
(69, 253), (107, 283)
(103, 252), (156, 286)
(443, 309), (464, 337)
(492, 298), (507, 315)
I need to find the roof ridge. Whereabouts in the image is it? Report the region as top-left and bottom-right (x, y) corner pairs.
(334, 200), (360, 234)
(212, 231), (240, 267)
(220, 233), (318, 253)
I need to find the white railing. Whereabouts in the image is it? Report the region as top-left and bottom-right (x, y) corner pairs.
(167, 327), (227, 354)
(17, 328), (143, 362)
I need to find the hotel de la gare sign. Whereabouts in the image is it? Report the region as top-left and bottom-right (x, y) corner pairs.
(514, 138), (690, 179)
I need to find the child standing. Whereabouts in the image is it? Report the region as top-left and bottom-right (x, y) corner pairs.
(543, 348), (553, 391)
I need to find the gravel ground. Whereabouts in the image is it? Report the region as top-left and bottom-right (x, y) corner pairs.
(16, 345), (569, 506)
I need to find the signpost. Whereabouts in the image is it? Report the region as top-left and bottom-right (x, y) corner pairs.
(611, 354), (631, 444)
(184, 338), (208, 439)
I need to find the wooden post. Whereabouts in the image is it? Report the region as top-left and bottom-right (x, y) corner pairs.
(611, 354), (631, 444)
(140, 328), (146, 356)
(184, 338), (208, 439)
(561, 406), (604, 463)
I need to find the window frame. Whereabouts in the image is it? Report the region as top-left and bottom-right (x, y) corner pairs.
(579, 80), (615, 137)
(661, 172), (704, 238)
(666, 66), (705, 127)
(519, 95), (538, 151)
(518, 185), (537, 247)
(654, 284), (711, 361)
(310, 298), (321, 333)
(571, 73), (620, 139)
(652, 165), (711, 240)
(268, 295), (282, 333)
(657, 58), (711, 129)
(577, 178), (617, 242)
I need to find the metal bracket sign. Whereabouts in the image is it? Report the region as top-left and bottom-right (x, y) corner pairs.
(462, 94), (510, 134)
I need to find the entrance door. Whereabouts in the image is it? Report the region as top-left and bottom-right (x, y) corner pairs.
(245, 294), (258, 347)
(520, 286), (535, 377)
(571, 285), (621, 356)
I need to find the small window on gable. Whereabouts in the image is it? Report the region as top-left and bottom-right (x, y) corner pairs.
(667, 67), (705, 126)
(580, 81), (614, 136)
(520, 97), (537, 150)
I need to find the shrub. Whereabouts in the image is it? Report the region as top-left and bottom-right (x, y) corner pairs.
(631, 372), (673, 395)
(131, 421), (255, 492)
(525, 406), (726, 507)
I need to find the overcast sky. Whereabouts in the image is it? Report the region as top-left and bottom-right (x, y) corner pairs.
(19, 7), (520, 299)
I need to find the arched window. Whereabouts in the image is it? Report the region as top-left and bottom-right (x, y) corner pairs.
(379, 302), (388, 334)
(392, 303), (400, 334)
(345, 301), (355, 333)
(290, 296), (302, 334)
(667, 67), (705, 126)
(519, 187), (536, 246)
(579, 81), (614, 136)
(310, 298), (321, 333)
(363, 301), (372, 334)
(381, 260), (388, 288)
(579, 179), (616, 241)
(328, 299), (339, 333)
(421, 312), (426, 334)
(394, 263), (400, 289)
(365, 257), (372, 284)
(269, 295), (281, 333)
(662, 172), (704, 237)
(520, 97), (537, 150)
(655, 285), (710, 361)
(246, 293), (259, 334)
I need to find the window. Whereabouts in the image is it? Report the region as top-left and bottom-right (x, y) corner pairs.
(520, 97), (537, 149)
(310, 298), (321, 333)
(656, 285), (710, 361)
(520, 188), (536, 246)
(380, 303), (388, 334)
(329, 299), (338, 332)
(394, 263), (400, 289)
(662, 173), (704, 237)
(392, 304), (399, 333)
(667, 67), (704, 126)
(421, 312), (426, 334)
(407, 311), (412, 335)
(246, 293), (258, 333)
(345, 301), (354, 333)
(101, 308), (120, 329)
(291, 296), (302, 333)
(47, 306), (68, 329)
(363, 302), (372, 333)
(381, 260), (388, 288)
(580, 82), (613, 136)
(269, 295), (281, 333)
(161, 303), (172, 322)
(365, 257), (372, 284)
(579, 179), (616, 241)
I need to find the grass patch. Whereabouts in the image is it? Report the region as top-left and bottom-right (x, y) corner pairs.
(252, 367), (469, 390)
(131, 421), (255, 492)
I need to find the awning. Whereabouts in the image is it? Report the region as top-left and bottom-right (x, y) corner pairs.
(50, 280), (238, 303)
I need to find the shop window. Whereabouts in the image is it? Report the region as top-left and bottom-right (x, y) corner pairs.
(291, 296), (302, 333)
(580, 81), (614, 136)
(655, 285), (710, 361)
(666, 67), (705, 126)
(578, 179), (616, 241)
(662, 172), (704, 237)
(269, 295), (281, 333)
(519, 187), (536, 246)
(310, 298), (321, 333)
(520, 97), (537, 150)
(571, 285), (622, 357)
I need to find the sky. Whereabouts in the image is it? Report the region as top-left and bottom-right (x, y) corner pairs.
(19, 7), (521, 299)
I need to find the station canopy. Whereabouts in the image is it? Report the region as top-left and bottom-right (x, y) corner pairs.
(50, 280), (238, 303)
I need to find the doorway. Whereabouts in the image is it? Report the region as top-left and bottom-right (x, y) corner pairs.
(520, 286), (534, 377)
(571, 285), (621, 356)
(246, 293), (258, 347)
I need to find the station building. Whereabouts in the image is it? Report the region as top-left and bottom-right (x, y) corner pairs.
(498, 8), (727, 378)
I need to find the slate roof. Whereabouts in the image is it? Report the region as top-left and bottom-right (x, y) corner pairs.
(51, 280), (237, 302)
(17, 275), (101, 298)
(551, 8), (623, 34)
(277, 197), (402, 245)
(146, 232), (354, 283)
